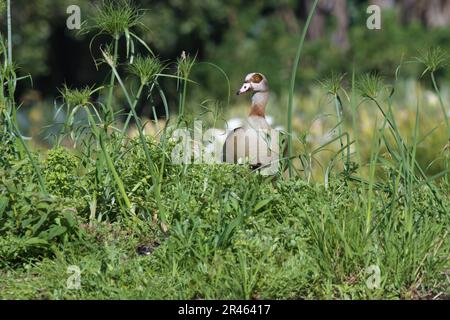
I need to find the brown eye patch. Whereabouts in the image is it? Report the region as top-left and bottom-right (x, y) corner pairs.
(251, 73), (263, 83)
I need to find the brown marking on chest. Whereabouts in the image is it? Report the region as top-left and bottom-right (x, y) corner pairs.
(249, 104), (265, 117)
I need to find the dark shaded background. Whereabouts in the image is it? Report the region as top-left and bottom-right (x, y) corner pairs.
(3, 0), (450, 117)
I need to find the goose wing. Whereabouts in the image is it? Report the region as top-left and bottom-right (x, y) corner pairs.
(223, 127), (246, 163)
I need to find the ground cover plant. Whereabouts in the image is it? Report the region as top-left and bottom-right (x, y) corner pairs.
(0, 0), (449, 299)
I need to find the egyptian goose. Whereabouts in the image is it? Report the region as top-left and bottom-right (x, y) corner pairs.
(223, 72), (280, 175)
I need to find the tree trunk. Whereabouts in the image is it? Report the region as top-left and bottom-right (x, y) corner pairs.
(425, 0), (450, 27)
(331, 0), (349, 50)
(399, 0), (450, 27)
(305, 0), (330, 40)
(305, 0), (349, 51)
(370, 0), (395, 9)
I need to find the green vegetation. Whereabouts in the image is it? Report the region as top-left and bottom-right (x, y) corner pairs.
(0, 1), (449, 299)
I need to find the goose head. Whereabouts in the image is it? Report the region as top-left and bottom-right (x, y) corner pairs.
(236, 72), (269, 95)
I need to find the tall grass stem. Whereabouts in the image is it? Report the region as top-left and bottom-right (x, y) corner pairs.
(106, 36), (119, 122)
(7, 0), (12, 65)
(287, 0), (319, 177)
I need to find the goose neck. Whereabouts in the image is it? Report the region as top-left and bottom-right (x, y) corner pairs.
(250, 91), (269, 117)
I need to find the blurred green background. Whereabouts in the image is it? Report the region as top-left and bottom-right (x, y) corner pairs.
(1, 0), (450, 158)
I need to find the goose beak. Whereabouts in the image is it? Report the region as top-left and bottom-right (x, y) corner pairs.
(237, 83), (251, 95)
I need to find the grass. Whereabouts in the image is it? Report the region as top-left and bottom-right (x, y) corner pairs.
(0, 1), (449, 300)
(0, 169), (448, 299)
(287, 0), (319, 177)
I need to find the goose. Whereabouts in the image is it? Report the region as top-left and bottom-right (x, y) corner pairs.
(223, 72), (281, 175)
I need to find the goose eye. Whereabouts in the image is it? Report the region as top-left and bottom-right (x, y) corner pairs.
(237, 83), (252, 95)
